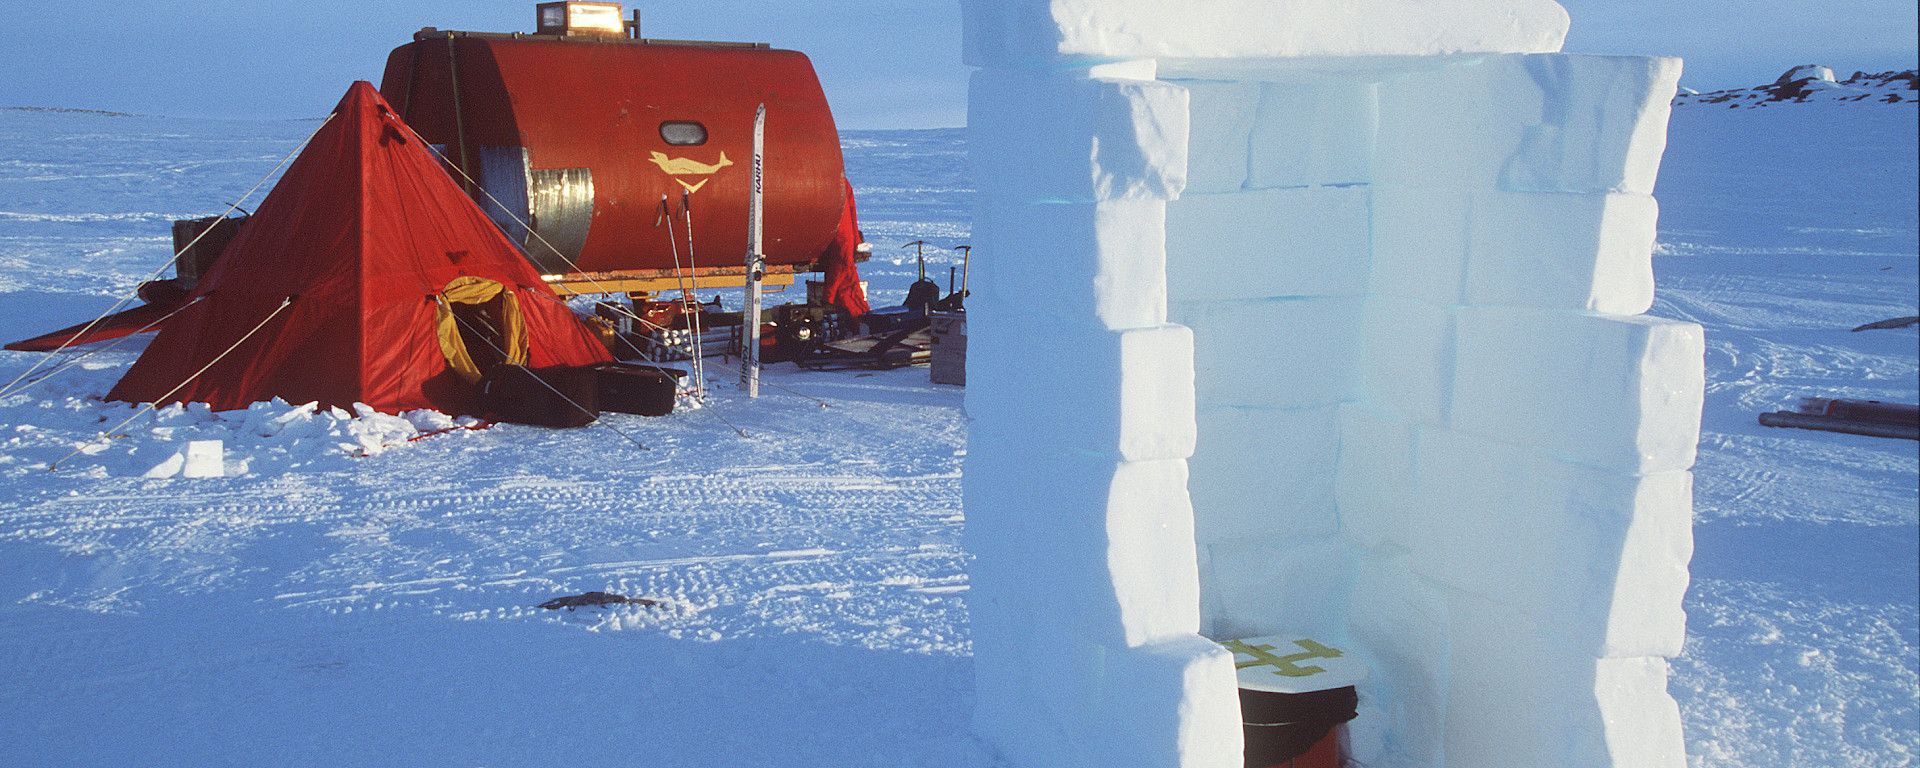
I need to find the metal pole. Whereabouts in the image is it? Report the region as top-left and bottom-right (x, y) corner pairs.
(740, 103), (766, 397)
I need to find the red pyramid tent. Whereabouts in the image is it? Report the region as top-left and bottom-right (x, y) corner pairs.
(108, 82), (612, 415)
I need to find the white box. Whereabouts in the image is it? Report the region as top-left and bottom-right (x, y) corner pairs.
(970, 197), (1169, 330)
(1359, 295), (1457, 427)
(1199, 537), (1351, 642)
(1406, 429), (1693, 658)
(1347, 555), (1451, 768)
(1247, 78), (1376, 190)
(968, 67), (1188, 202)
(962, 439), (1202, 647)
(1450, 307), (1705, 474)
(1334, 405), (1420, 551)
(1180, 80), (1259, 195)
(960, 0), (1569, 64)
(1189, 404), (1340, 545)
(1173, 296), (1363, 410)
(1375, 53), (1682, 196)
(1369, 187), (1470, 305)
(1443, 592), (1687, 768)
(967, 319), (1196, 462)
(1166, 187), (1371, 302)
(1464, 191), (1660, 315)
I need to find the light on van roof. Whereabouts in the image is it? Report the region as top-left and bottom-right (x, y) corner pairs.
(536, 2), (627, 38)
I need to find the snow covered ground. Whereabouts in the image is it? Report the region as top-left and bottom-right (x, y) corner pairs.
(0, 72), (1914, 766)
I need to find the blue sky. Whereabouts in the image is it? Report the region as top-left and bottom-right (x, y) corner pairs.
(3, 1), (1914, 128)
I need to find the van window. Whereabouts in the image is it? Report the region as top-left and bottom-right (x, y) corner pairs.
(660, 121), (708, 146)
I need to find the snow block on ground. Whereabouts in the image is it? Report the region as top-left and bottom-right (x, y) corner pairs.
(1198, 536), (1350, 643)
(1334, 405), (1419, 551)
(1180, 80), (1259, 194)
(1165, 187), (1371, 302)
(1189, 404), (1340, 546)
(1376, 53), (1681, 194)
(979, 629), (1241, 768)
(1247, 79), (1377, 189)
(1359, 295), (1456, 427)
(971, 197), (1168, 329)
(1443, 591), (1687, 768)
(1346, 555), (1450, 768)
(1450, 307), (1705, 474)
(1408, 429), (1693, 658)
(968, 68), (1188, 202)
(1172, 296), (1363, 410)
(1464, 191), (1660, 315)
(182, 439), (224, 478)
(964, 434), (1203, 647)
(961, 0), (1569, 65)
(1081, 635), (1244, 768)
(1369, 187), (1470, 305)
(966, 317), (1195, 461)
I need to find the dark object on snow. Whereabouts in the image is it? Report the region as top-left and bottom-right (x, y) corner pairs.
(1798, 397), (1920, 426)
(537, 591), (657, 610)
(1850, 316), (1919, 331)
(481, 364), (599, 428)
(592, 362), (684, 417)
(795, 319), (932, 371)
(1760, 397), (1920, 440)
(903, 278), (942, 315)
(1758, 411), (1918, 440)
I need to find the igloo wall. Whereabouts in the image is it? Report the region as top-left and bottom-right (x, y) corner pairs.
(961, 2), (1703, 767)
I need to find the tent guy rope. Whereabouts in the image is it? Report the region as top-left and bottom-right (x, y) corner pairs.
(0, 295), (205, 400)
(50, 297), (294, 471)
(0, 114), (335, 397)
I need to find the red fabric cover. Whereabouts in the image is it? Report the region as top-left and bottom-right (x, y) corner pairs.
(107, 82), (610, 415)
(5, 302), (174, 352)
(819, 178), (870, 317)
(6, 280), (192, 352)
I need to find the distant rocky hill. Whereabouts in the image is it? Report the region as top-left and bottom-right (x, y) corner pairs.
(1675, 65), (1917, 107)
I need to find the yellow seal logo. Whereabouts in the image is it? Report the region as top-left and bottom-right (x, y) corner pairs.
(647, 151), (734, 193)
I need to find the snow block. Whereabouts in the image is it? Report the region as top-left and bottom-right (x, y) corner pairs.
(1498, 55), (1683, 196)
(1082, 635), (1244, 768)
(1443, 592), (1686, 768)
(1464, 191), (1660, 315)
(1247, 79), (1377, 190)
(1180, 80), (1259, 194)
(976, 626), (1240, 767)
(971, 197), (1168, 329)
(961, 0), (1569, 65)
(965, 315), (1195, 461)
(1369, 187), (1469, 305)
(968, 67), (1188, 202)
(182, 439), (224, 478)
(1346, 555), (1450, 768)
(1189, 404), (1340, 546)
(1593, 655), (1690, 768)
(1172, 296), (1362, 410)
(1165, 187), (1371, 302)
(1376, 53), (1681, 195)
(963, 435), (1203, 647)
(1407, 429), (1693, 658)
(1450, 307), (1705, 474)
(1333, 405), (1419, 551)
(1359, 295), (1456, 427)
(1198, 536), (1350, 642)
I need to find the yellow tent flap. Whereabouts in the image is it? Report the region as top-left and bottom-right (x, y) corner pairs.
(435, 275), (529, 383)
